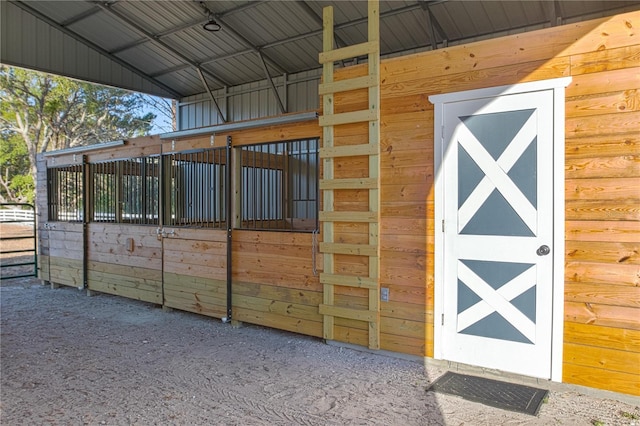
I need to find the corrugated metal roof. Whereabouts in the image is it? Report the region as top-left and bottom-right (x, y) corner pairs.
(3, 0), (639, 100)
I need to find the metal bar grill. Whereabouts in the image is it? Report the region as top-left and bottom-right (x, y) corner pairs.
(163, 147), (227, 228)
(238, 138), (318, 232)
(89, 157), (159, 224)
(47, 165), (83, 222)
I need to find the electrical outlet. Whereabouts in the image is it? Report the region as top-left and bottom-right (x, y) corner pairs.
(381, 287), (389, 302)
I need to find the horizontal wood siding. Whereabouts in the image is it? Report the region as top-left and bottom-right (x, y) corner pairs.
(87, 223), (162, 304)
(47, 223), (83, 288)
(232, 230), (323, 337)
(162, 228), (228, 317)
(324, 11), (639, 392)
(562, 19), (640, 394)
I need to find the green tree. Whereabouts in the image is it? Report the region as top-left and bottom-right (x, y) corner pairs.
(0, 66), (156, 200)
(0, 134), (33, 203)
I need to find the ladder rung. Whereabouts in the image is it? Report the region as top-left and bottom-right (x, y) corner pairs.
(319, 41), (379, 64)
(319, 242), (377, 256)
(319, 109), (378, 127)
(319, 75), (379, 95)
(320, 273), (377, 289)
(320, 143), (379, 158)
(319, 178), (377, 190)
(319, 304), (377, 322)
(319, 211), (378, 222)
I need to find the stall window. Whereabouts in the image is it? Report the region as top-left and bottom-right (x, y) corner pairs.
(47, 165), (84, 222)
(163, 148), (227, 228)
(89, 157), (160, 224)
(238, 138), (318, 232)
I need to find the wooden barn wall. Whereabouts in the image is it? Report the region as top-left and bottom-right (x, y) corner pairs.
(338, 11), (637, 394)
(35, 11), (638, 397)
(162, 228), (228, 318)
(162, 120), (323, 333)
(86, 223), (162, 304)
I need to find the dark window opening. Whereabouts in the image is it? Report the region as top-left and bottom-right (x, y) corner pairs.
(163, 148), (227, 228)
(238, 138), (318, 232)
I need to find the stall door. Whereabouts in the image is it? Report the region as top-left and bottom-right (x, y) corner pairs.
(440, 90), (555, 379)
(160, 148), (229, 319)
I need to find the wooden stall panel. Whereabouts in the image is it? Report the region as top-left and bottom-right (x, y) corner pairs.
(377, 106), (431, 356)
(162, 228), (227, 318)
(47, 222), (83, 288)
(232, 230), (323, 337)
(87, 223), (162, 304)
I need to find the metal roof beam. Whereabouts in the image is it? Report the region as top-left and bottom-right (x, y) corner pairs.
(420, 1), (448, 49)
(196, 68), (227, 123)
(211, 16), (287, 76)
(149, 47), (259, 78)
(295, 0), (350, 66)
(60, 5), (102, 27)
(549, 1), (563, 27)
(147, 2), (430, 81)
(213, 0), (267, 18)
(295, 0), (349, 49)
(203, 9), (290, 105)
(94, 1), (232, 91)
(257, 51), (286, 113)
(110, 17), (209, 55)
(111, 1), (266, 56)
(420, 0), (449, 50)
(10, 0), (182, 99)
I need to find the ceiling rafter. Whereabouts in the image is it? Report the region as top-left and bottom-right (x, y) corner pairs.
(10, 0), (638, 100)
(10, 0), (181, 99)
(109, 16), (209, 55)
(109, 1), (266, 56)
(295, 0), (350, 66)
(197, 1), (287, 109)
(149, 2), (427, 80)
(549, 1), (563, 27)
(93, 1), (232, 91)
(421, 1), (448, 49)
(205, 15), (287, 75)
(295, 0), (348, 49)
(60, 6), (102, 27)
(196, 68), (226, 122)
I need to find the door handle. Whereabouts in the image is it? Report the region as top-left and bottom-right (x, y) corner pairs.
(536, 245), (551, 256)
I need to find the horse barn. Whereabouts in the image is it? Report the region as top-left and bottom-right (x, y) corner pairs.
(2, 0), (639, 397)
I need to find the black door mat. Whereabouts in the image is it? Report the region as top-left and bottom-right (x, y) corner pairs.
(427, 371), (548, 416)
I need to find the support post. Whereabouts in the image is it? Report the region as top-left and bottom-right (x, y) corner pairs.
(225, 135), (233, 322)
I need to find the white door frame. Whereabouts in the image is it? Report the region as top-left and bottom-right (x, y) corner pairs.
(429, 77), (571, 382)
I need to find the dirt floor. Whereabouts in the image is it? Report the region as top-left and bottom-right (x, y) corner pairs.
(1, 278), (639, 426)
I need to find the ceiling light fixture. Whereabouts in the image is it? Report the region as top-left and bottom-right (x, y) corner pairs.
(203, 12), (221, 32)
(199, 2), (221, 32)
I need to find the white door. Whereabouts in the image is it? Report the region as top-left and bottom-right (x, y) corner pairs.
(440, 90), (555, 379)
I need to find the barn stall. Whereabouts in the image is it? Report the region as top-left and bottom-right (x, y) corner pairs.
(37, 7), (639, 397)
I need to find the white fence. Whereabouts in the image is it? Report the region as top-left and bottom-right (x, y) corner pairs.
(0, 209), (35, 223)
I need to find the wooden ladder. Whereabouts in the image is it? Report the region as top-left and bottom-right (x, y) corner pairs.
(318, 0), (381, 350)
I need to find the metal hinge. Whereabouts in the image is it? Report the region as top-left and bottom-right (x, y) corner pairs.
(441, 313), (444, 326)
(442, 220), (445, 232)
